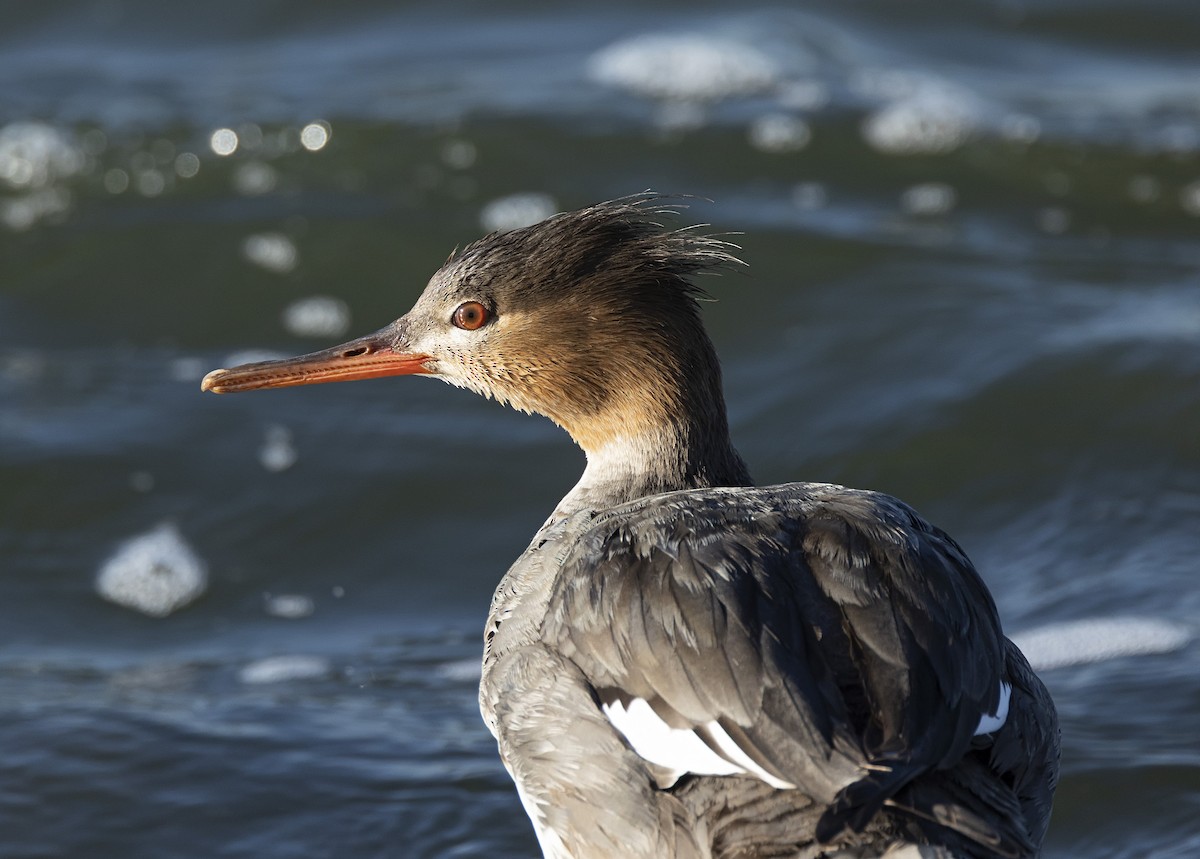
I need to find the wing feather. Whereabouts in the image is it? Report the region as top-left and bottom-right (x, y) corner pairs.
(545, 483), (1010, 833)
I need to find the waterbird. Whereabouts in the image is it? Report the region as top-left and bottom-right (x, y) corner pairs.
(202, 196), (1059, 858)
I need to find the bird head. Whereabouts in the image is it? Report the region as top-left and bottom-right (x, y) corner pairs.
(202, 195), (741, 454)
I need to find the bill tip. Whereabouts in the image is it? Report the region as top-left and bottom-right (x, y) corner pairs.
(200, 370), (225, 393)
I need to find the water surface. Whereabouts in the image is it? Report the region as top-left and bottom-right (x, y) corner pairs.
(2, 2), (1198, 857)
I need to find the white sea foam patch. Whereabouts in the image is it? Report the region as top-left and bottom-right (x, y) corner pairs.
(95, 523), (208, 617)
(479, 192), (557, 233)
(857, 72), (982, 156)
(281, 296), (351, 338)
(239, 655), (331, 685)
(588, 34), (778, 102)
(863, 93), (978, 155)
(438, 658), (483, 682)
(263, 592), (313, 619)
(0, 122), (84, 231)
(748, 114), (812, 153)
(1011, 617), (1193, 672)
(242, 232), (298, 273)
(0, 122), (83, 190)
(259, 424), (298, 473)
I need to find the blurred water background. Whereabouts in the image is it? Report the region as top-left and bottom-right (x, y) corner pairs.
(2, 1), (1199, 856)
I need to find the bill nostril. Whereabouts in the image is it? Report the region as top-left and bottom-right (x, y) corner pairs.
(342, 346), (369, 358)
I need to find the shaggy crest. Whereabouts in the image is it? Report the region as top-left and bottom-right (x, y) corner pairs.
(444, 194), (745, 311)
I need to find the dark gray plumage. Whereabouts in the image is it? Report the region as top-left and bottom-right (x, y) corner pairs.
(202, 195), (1060, 858)
(481, 484), (1058, 858)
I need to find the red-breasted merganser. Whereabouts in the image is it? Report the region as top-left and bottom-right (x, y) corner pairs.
(202, 195), (1058, 858)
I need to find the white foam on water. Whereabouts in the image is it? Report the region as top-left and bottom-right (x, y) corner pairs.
(748, 114), (811, 153)
(259, 424), (298, 473)
(263, 593), (314, 619)
(479, 192), (557, 233)
(281, 296), (351, 338)
(1011, 616), (1194, 672)
(900, 182), (957, 216)
(438, 659), (483, 682)
(588, 34), (778, 102)
(859, 73), (981, 155)
(0, 122), (83, 190)
(95, 523), (208, 618)
(863, 95), (977, 155)
(239, 655), (331, 685)
(242, 232), (298, 274)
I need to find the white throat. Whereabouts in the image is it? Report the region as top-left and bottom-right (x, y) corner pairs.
(555, 428), (685, 520)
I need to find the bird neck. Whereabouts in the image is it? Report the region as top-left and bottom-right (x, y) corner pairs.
(555, 426), (750, 519)
(551, 356), (752, 519)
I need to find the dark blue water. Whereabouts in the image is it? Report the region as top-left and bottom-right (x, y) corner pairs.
(2, 2), (1199, 857)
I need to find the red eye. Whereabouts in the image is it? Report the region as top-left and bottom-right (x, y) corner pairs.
(452, 301), (489, 331)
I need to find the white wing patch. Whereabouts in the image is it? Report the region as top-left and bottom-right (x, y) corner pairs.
(974, 681), (1011, 736)
(605, 680), (1010, 789)
(601, 697), (795, 789)
(700, 719), (796, 789)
